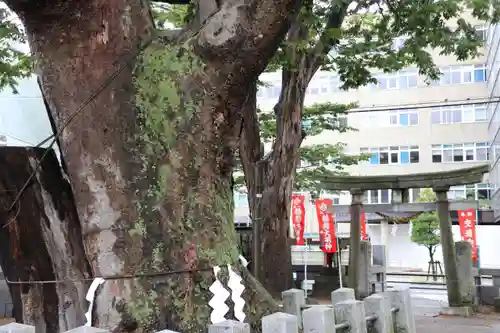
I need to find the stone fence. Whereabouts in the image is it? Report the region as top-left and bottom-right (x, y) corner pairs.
(0, 286), (414, 333)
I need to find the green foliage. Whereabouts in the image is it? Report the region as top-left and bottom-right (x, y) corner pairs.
(258, 101), (368, 194)
(272, 0), (500, 89)
(151, 2), (192, 28)
(0, 8), (32, 93)
(410, 189), (440, 259)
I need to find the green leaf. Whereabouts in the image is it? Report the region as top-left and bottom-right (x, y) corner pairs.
(0, 8), (33, 93)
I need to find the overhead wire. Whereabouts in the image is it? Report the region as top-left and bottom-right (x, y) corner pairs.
(347, 96), (500, 113)
(0, 131), (36, 146)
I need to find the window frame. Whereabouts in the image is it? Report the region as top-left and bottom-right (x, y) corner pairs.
(431, 64), (487, 86)
(371, 69), (418, 90)
(431, 103), (488, 125)
(432, 142), (489, 163)
(449, 183), (491, 201)
(362, 145), (420, 165)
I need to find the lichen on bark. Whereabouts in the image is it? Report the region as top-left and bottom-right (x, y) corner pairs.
(122, 38), (245, 331)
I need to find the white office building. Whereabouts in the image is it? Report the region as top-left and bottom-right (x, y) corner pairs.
(235, 19), (500, 269)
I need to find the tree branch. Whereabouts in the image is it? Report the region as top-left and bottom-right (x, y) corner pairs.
(306, 0), (351, 75)
(238, 82), (262, 208)
(196, 0), (301, 78)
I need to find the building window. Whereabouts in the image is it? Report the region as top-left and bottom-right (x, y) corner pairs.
(364, 189), (390, 204)
(370, 69), (418, 90)
(361, 145), (420, 165)
(334, 116), (348, 127)
(431, 103), (487, 124)
(364, 110), (418, 127)
(431, 64), (487, 86)
(389, 110), (419, 126)
(363, 188), (423, 204)
(431, 142), (489, 163)
(305, 75), (340, 97)
(448, 183), (491, 201)
(320, 192), (341, 205)
(474, 24), (487, 42)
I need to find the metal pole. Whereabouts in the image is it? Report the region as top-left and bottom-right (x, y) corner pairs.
(348, 188), (363, 298)
(252, 160), (264, 281)
(335, 216), (343, 288)
(304, 239), (308, 299)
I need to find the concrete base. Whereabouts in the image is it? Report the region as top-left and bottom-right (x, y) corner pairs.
(493, 296), (500, 312)
(439, 306), (474, 317)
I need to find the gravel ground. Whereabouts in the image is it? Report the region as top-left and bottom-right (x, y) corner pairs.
(415, 315), (500, 333)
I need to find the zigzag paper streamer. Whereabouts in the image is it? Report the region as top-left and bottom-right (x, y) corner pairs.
(208, 266), (230, 324)
(227, 264), (246, 322)
(239, 255), (248, 267)
(391, 223), (398, 236)
(84, 278), (105, 326)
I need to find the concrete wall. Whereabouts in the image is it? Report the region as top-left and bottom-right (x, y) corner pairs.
(368, 223), (500, 270)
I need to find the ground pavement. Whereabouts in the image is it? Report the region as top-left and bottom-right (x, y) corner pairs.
(410, 287), (500, 332)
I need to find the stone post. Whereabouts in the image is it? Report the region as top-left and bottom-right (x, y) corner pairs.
(434, 186), (462, 307)
(209, 320), (250, 333)
(282, 288), (306, 328)
(359, 240), (372, 299)
(455, 241), (476, 306)
(331, 287), (355, 305)
(364, 293), (393, 333)
(348, 188), (364, 298)
(387, 287), (416, 333)
(0, 323), (35, 333)
(302, 306), (335, 333)
(262, 312), (298, 333)
(333, 300), (367, 333)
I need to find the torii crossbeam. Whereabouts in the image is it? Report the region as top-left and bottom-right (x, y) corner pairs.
(318, 163), (489, 304)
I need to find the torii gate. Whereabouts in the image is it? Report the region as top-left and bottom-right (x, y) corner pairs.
(321, 163), (489, 305)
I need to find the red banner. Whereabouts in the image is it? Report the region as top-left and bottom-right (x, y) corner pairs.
(360, 212), (368, 241)
(291, 195), (306, 245)
(315, 199), (337, 253)
(458, 209), (478, 261)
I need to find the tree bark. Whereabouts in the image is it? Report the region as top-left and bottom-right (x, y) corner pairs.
(239, 21), (313, 296)
(0, 147), (91, 332)
(5, 0), (299, 331)
(239, 3), (350, 296)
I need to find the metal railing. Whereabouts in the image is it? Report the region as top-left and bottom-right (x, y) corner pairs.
(300, 304), (400, 331)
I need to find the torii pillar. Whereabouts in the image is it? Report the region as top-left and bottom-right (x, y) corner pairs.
(434, 185), (462, 307)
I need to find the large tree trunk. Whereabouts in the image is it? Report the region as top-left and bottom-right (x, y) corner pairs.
(240, 74), (309, 296)
(0, 147), (91, 332)
(239, 5), (349, 296)
(240, 27), (314, 297)
(5, 0), (299, 331)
